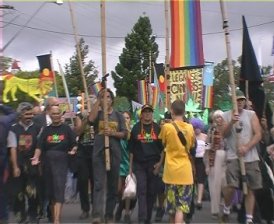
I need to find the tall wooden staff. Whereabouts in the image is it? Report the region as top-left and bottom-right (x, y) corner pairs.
(101, 0), (110, 171)
(219, 0), (248, 195)
(164, 0), (171, 110)
(68, 0), (91, 112)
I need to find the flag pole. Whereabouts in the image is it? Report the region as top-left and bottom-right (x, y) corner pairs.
(101, 0), (110, 171)
(219, 0), (248, 195)
(164, 0), (171, 111)
(57, 59), (74, 126)
(50, 51), (59, 98)
(68, 0), (91, 112)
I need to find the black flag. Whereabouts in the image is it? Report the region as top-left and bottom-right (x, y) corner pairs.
(37, 54), (54, 80)
(239, 16), (266, 120)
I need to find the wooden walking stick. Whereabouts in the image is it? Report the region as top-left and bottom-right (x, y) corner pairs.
(219, 0), (248, 195)
(101, 0), (110, 171)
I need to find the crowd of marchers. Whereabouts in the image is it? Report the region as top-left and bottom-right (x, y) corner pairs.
(0, 89), (273, 224)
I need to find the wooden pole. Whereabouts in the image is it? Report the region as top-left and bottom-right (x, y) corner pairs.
(68, 0), (91, 112)
(164, 0), (171, 110)
(219, 0), (248, 195)
(50, 51), (59, 98)
(101, 0), (110, 171)
(57, 59), (74, 126)
(148, 50), (152, 104)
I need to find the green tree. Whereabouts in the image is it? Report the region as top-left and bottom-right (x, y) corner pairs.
(213, 59), (240, 110)
(112, 16), (159, 103)
(113, 96), (130, 112)
(0, 56), (12, 72)
(65, 38), (98, 96)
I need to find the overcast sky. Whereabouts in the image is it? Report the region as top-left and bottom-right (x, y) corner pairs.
(2, 1), (274, 89)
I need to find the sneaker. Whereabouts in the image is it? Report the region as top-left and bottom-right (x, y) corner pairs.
(221, 214), (229, 223)
(155, 207), (165, 222)
(79, 211), (89, 220)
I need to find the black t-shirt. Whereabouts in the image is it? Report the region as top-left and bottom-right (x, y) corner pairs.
(10, 122), (41, 166)
(129, 121), (163, 162)
(38, 123), (77, 153)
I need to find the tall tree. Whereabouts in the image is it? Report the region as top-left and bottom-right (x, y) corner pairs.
(213, 59), (240, 111)
(65, 38), (98, 96)
(0, 56), (12, 72)
(111, 16), (159, 102)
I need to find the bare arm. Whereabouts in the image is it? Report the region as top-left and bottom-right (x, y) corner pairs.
(74, 116), (85, 136)
(88, 98), (101, 123)
(107, 129), (127, 139)
(10, 147), (20, 177)
(31, 148), (42, 165)
(222, 113), (239, 137)
(129, 153), (133, 175)
(246, 114), (262, 149)
(238, 113), (262, 156)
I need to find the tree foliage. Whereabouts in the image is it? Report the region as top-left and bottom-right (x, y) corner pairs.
(0, 56), (12, 72)
(111, 16), (159, 103)
(213, 59), (240, 111)
(65, 38), (98, 96)
(113, 96), (131, 112)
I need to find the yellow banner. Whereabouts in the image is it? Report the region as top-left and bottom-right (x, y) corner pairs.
(169, 68), (203, 104)
(2, 73), (53, 103)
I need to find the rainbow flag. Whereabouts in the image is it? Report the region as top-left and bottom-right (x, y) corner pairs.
(137, 80), (147, 105)
(170, 0), (204, 68)
(151, 85), (159, 109)
(90, 82), (102, 96)
(202, 62), (214, 108)
(202, 86), (213, 108)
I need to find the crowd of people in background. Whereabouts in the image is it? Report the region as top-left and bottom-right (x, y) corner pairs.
(0, 88), (274, 224)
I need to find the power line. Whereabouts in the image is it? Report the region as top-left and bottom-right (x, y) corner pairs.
(2, 2), (46, 51)
(3, 19), (274, 39)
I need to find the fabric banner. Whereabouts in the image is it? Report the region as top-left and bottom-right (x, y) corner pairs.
(240, 16), (262, 83)
(137, 79), (147, 105)
(131, 100), (143, 111)
(202, 62), (214, 108)
(37, 54), (54, 81)
(240, 16), (265, 119)
(154, 63), (166, 93)
(170, 0), (204, 68)
(169, 67), (203, 104)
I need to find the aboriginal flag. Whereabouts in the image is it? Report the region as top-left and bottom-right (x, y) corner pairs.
(37, 54), (54, 80)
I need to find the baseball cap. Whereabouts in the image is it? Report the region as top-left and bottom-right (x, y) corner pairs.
(141, 104), (154, 113)
(236, 90), (246, 100)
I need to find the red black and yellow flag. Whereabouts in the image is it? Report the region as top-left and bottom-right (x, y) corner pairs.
(37, 54), (54, 81)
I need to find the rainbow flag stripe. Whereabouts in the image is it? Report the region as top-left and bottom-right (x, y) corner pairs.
(137, 80), (147, 105)
(170, 0), (204, 68)
(151, 85), (159, 109)
(202, 86), (213, 108)
(90, 82), (102, 96)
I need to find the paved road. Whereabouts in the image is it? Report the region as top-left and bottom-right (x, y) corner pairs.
(9, 200), (238, 223)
